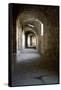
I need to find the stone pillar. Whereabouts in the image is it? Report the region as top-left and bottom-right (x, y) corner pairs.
(38, 23), (44, 54)
(16, 20), (22, 52)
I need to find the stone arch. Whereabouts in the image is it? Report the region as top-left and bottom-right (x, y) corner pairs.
(22, 28), (38, 50)
(16, 9), (48, 54)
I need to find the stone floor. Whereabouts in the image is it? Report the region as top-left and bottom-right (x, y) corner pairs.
(16, 49), (40, 62)
(11, 49), (59, 86)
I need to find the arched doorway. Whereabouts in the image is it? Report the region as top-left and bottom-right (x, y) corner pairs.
(16, 17), (44, 54)
(22, 30), (38, 49)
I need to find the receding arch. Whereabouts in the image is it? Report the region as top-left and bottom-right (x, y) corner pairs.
(16, 9), (48, 54)
(22, 28), (38, 50)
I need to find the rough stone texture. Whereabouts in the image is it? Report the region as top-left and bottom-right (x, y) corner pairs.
(9, 4), (59, 86)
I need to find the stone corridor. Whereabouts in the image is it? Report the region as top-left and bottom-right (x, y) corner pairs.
(9, 4), (59, 86)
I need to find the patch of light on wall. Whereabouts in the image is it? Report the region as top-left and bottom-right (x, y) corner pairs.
(28, 35), (30, 47)
(22, 31), (25, 49)
(35, 19), (44, 36)
(41, 23), (43, 36)
(28, 24), (34, 27)
(32, 36), (36, 46)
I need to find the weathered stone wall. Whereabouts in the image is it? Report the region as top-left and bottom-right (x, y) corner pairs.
(11, 4), (59, 63)
(16, 19), (22, 52)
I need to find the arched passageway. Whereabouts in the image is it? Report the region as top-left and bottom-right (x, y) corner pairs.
(16, 14), (45, 62)
(22, 30), (37, 49)
(10, 4), (59, 86)
(16, 16), (44, 54)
